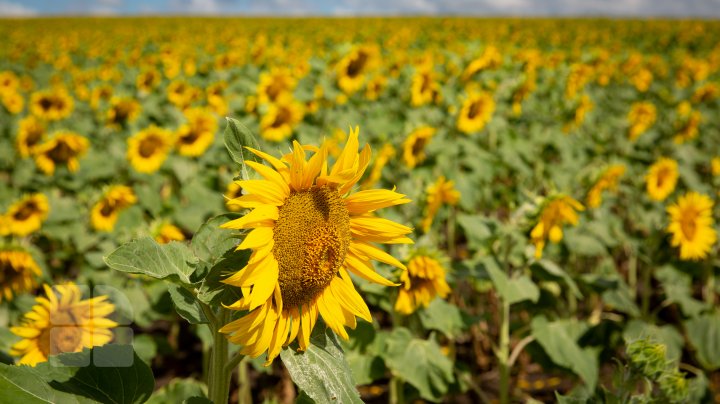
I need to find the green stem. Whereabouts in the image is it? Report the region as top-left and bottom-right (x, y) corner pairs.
(628, 247), (637, 300)
(237, 356), (252, 404)
(640, 262), (651, 319)
(705, 262), (715, 305)
(498, 297), (511, 404)
(447, 206), (457, 260)
(389, 375), (405, 404)
(209, 308), (232, 404)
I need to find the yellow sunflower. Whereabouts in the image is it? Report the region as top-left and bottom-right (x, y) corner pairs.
(0, 249), (42, 303)
(127, 125), (174, 173)
(259, 96), (305, 142)
(402, 126), (436, 169)
(257, 67), (296, 105)
(627, 101), (657, 141)
(2, 90), (24, 114)
(33, 131), (89, 175)
(712, 157), (720, 177)
(361, 143), (395, 190)
(0, 70), (20, 94)
(90, 185), (137, 232)
(225, 181), (245, 212)
(336, 45), (380, 94)
(4, 193), (50, 236)
(456, 92), (495, 135)
(175, 107), (218, 157)
(531, 195), (584, 259)
(136, 69), (161, 93)
(10, 283), (117, 366)
(30, 88), (74, 121)
(90, 84), (113, 110)
(673, 101), (702, 144)
(421, 176), (460, 233)
(645, 158), (679, 202)
(106, 96), (141, 128)
(667, 192), (717, 261)
(395, 254), (450, 315)
(219, 127), (413, 364)
(586, 164), (626, 208)
(16, 115), (46, 158)
(410, 67), (441, 107)
(154, 222), (186, 244)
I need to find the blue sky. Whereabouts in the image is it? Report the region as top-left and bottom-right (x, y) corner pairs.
(1, 0), (720, 17)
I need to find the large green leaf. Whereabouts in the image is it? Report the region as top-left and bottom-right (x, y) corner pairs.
(167, 284), (207, 324)
(484, 258), (540, 305)
(147, 378), (207, 404)
(0, 364), (98, 404)
(381, 328), (455, 402)
(190, 214), (239, 268)
(104, 237), (198, 285)
(685, 311), (720, 370)
(224, 117), (261, 180)
(418, 298), (471, 339)
(280, 327), (363, 404)
(655, 265), (709, 318)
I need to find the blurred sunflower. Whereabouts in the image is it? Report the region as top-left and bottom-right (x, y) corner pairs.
(627, 101), (656, 141)
(421, 176), (460, 233)
(411, 67), (441, 107)
(167, 79), (199, 108)
(2, 90), (24, 114)
(0, 70), (20, 94)
(673, 101), (701, 144)
(586, 164), (625, 208)
(259, 97), (304, 142)
(16, 115), (46, 157)
(0, 249), (41, 303)
(457, 92), (495, 134)
(712, 157), (720, 177)
(402, 126), (436, 168)
(4, 193), (49, 236)
(361, 143), (395, 189)
(153, 222), (185, 244)
(395, 253), (450, 315)
(127, 125), (174, 173)
(257, 67), (296, 105)
(30, 88), (74, 121)
(365, 75), (387, 101)
(90, 185), (137, 232)
(106, 96), (141, 128)
(336, 45), (379, 94)
(33, 131), (89, 175)
(225, 181), (244, 212)
(667, 192), (717, 260)
(219, 127), (412, 364)
(10, 283), (117, 366)
(531, 195), (584, 259)
(175, 107), (218, 157)
(136, 69), (161, 93)
(462, 45), (502, 81)
(645, 158), (678, 201)
(90, 84), (113, 110)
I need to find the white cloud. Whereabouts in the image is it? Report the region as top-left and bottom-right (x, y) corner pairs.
(0, 1), (38, 16)
(169, 0), (221, 14)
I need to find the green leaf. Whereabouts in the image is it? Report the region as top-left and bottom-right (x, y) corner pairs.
(0, 364), (98, 404)
(685, 311), (720, 370)
(531, 316), (598, 391)
(563, 228), (607, 256)
(457, 214), (494, 249)
(381, 328), (455, 402)
(224, 117), (261, 179)
(418, 298), (470, 339)
(656, 265), (709, 318)
(190, 214), (239, 268)
(147, 378), (207, 404)
(280, 327), (363, 404)
(532, 259), (582, 299)
(167, 284), (207, 324)
(104, 237), (198, 285)
(484, 258), (540, 305)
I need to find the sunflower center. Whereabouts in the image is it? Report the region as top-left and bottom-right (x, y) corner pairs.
(138, 135), (163, 158)
(272, 186), (351, 308)
(178, 128), (200, 145)
(38, 310), (82, 357)
(467, 100), (483, 119)
(680, 210), (699, 240)
(12, 201), (38, 221)
(47, 140), (74, 163)
(39, 97), (53, 111)
(411, 137), (428, 157)
(271, 106), (292, 129)
(656, 167), (670, 188)
(346, 51), (368, 78)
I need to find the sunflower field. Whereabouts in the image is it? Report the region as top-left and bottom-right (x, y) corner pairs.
(1, 17), (720, 403)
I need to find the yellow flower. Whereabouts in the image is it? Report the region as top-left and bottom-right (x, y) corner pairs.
(10, 283), (117, 366)
(167, 80), (199, 109)
(531, 196), (584, 259)
(0, 249), (41, 303)
(90, 185), (137, 232)
(586, 164), (626, 208)
(402, 126), (435, 168)
(361, 143), (395, 190)
(712, 157), (720, 177)
(106, 96), (141, 128)
(692, 83), (718, 103)
(456, 92), (495, 135)
(421, 176), (460, 233)
(336, 45), (379, 94)
(219, 127), (412, 365)
(667, 192), (717, 260)
(225, 181), (245, 212)
(4, 193), (50, 236)
(564, 94), (593, 132)
(16, 115), (46, 158)
(645, 158), (679, 201)
(90, 84), (113, 110)
(259, 96), (304, 142)
(395, 254), (450, 315)
(127, 125), (174, 173)
(673, 101), (701, 144)
(30, 88), (74, 121)
(627, 102), (656, 141)
(0, 70), (20, 94)
(462, 45), (502, 81)
(365, 75), (387, 101)
(410, 67), (441, 107)
(154, 222), (185, 244)
(33, 131), (89, 175)
(176, 107), (218, 157)
(257, 67), (296, 105)
(631, 68), (653, 92)
(136, 69), (161, 93)
(2, 90), (24, 114)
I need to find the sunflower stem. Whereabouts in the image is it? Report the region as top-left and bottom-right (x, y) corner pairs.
(389, 375), (405, 404)
(498, 297), (511, 404)
(447, 205), (457, 259)
(209, 308), (232, 404)
(237, 356), (252, 404)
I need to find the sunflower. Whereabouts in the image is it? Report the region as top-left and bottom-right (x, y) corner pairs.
(336, 45), (380, 94)
(0, 70), (20, 94)
(106, 96), (141, 128)
(259, 96), (305, 142)
(667, 192), (717, 261)
(421, 176), (460, 233)
(395, 253), (450, 315)
(365, 75), (387, 101)
(167, 79), (199, 109)
(461, 45), (502, 81)
(411, 67), (441, 107)
(673, 101), (702, 144)
(586, 164), (626, 208)
(219, 127), (412, 364)
(0, 249), (42, 303)
(136, 69), (161, 93)
(456, 92), (495, 135)
(16, 115), (46, 158)
(627, 101), (656, 141)
(33, 131), (89, 175)
(402, 126), (436, 168)
(10, 283), (117, 366)
(712, 157), (720, 177)
(90, 185), (137, 232)
(564, 93), (593, 132)
(175, 107), (218, 157)
(127, 125), (174, 173)
(30, 88), (74, 121)
(361, 143), (395, 189)
(2, 90), (24, 114)
(5, 193), (50, 236)
(645, 158), (679, 202)
(154, 222), (186, 244)
(225, 181), (245, 212)
(530, 195), (584, 259)
(257, 67), (296, 105)
(90, 84), (113, 110)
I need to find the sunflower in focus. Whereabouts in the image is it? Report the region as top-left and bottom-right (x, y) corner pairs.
(627, 101), (656, 141)
(336, 45), (380, 94)
(30, 88), (74, 121)
(127, 125), (174, 173)
(402, 126), (435, 168)
(586, 164), (625, 208)
(153, 222), (186, 244)
(259, 96), (304, 142)
(395, 253), (450, 315)
(457, 92), (495, 135)
(10, 283), (117, 366)
(645, 158), (678, 201)
(219, 127), (412, 364)
(421, 176), (460, 233)
(33, 131), (89, 175)
(175, 107), (218, 157)
(531, 195), (584, 259)
(16, 115), (46, 158)
(4, 193), (50, 236)
(0, 249), (41, 303)
(106, 96), (141, 128)
(666, 192), (717, 260)
(90, 185), (137, 231)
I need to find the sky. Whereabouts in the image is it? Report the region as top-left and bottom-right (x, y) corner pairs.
(1, 0), (720, 17)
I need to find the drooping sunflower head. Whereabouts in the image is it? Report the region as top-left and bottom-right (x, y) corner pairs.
(530, 195), (585, 259)
(395, 253), (450, 315)
(106, 96), (141, 128)
(16, 115), (47, 158)
(4, 193), (50, 237)
(646, 158), (679, 202)
(10, 283), (117, 366)
(402, 126), (436, 169)
(0, 249), (42, 303)
(175, 107), (218, 157)
(259, 96), (305, 142)
(666, 192), (717, 261)
(90, 185), (137, 232)
(30, 88), (74, 121)
(456, 92), (496, 135)
(127, 125), (174, 173)
(219, 127), (413, 364)
(33, 131), (89, 175)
